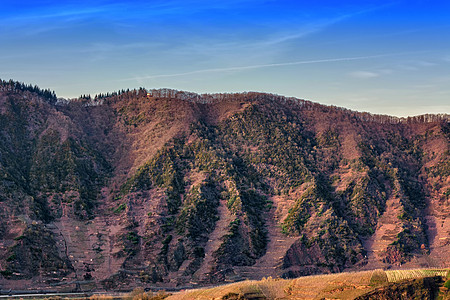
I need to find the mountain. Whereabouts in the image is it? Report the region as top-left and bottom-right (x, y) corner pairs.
(0, 79), (449, 291)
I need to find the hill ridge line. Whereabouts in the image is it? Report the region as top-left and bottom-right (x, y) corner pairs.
(59, 87), (449, 124)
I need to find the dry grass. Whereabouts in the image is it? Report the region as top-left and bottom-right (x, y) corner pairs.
(167, 271), (374, 299)
(369, 269), (389, 286)
(87, 288), (170, 300)
(166, 269), (450, 299)
(168, 279), (277, 300)
(288, 271), (374, 299)
(89, 295), (117, 300)
(125, 288), (170, 300)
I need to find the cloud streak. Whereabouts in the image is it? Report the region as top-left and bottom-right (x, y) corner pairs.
(263, 2), (400, 46)
(122, 52), (410, 82)
(350, 71), (380, 79)
(3, 6), (109, 24)
(2, 0), (266, 25)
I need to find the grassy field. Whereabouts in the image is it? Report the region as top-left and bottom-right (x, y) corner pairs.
(166, 268), (450, 300)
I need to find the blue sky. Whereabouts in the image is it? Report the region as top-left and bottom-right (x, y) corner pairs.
(1, 0), (449, 116)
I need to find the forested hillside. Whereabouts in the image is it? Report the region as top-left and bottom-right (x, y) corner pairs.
(0, 79), (448, 291)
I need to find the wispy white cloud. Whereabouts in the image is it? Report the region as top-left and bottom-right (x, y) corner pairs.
(137, 3), (403, 71)
(263, 2), (400, 46)
(3, 6), (109, 24)
(2, 0), (268, 25)
(138, 0), (268, 14)
(84, 42), (161, 53)
(397, 59), (439, 71)
(146, 1), (400, 72)
(350, 71), (380, 79)
(349, 68), (394, 79)
(416, 61), (437, 67)
(121, 53), (406, 82)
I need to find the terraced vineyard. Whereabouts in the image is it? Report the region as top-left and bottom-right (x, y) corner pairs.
(385, 268), (449, 282)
